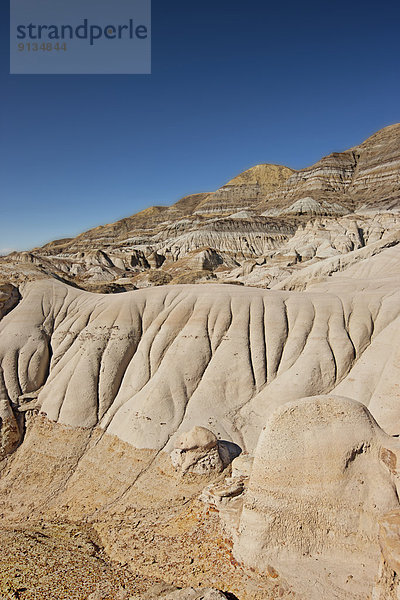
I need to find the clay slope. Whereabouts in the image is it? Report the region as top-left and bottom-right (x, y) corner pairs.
(1, 246), (400, 462)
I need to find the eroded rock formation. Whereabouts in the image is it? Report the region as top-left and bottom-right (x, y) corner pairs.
(234, 395), (400, 600)
(1, 253), (399, 461)
(1, 125), (399, 293)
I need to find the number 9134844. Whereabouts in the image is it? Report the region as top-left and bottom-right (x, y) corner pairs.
(18, 42), (67, 51)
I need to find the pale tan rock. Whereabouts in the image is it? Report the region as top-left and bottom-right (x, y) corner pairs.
(231, 453), (253, 479)
(171, 445), (224, 475)
(174, 426), (218, 451)
(200, 471), (248, 543)
(273, 230), (400, 291)
(234, 394), (400, 600)
(171, 428), (228, 474)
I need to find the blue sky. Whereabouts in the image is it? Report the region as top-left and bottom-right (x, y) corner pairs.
(1, 0), (399, 252)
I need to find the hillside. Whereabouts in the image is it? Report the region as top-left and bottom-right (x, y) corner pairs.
(1, 124), (399, 293)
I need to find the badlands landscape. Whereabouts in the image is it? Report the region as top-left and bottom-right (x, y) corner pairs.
(0, 124), (400, 599)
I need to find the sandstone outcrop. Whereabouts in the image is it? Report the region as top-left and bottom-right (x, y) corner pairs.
(171, 426), (228, 474)
(234, 395), (400, 600)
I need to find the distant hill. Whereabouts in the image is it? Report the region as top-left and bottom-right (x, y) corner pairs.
(1, 123), (399, 292)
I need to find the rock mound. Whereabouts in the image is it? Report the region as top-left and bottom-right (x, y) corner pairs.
(171, 427), (223, 474)
(234, 395), (400, 599)
(171, 427), (239, 474)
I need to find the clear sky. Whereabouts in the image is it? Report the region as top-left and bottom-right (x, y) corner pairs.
(1, 0), (399, 252)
